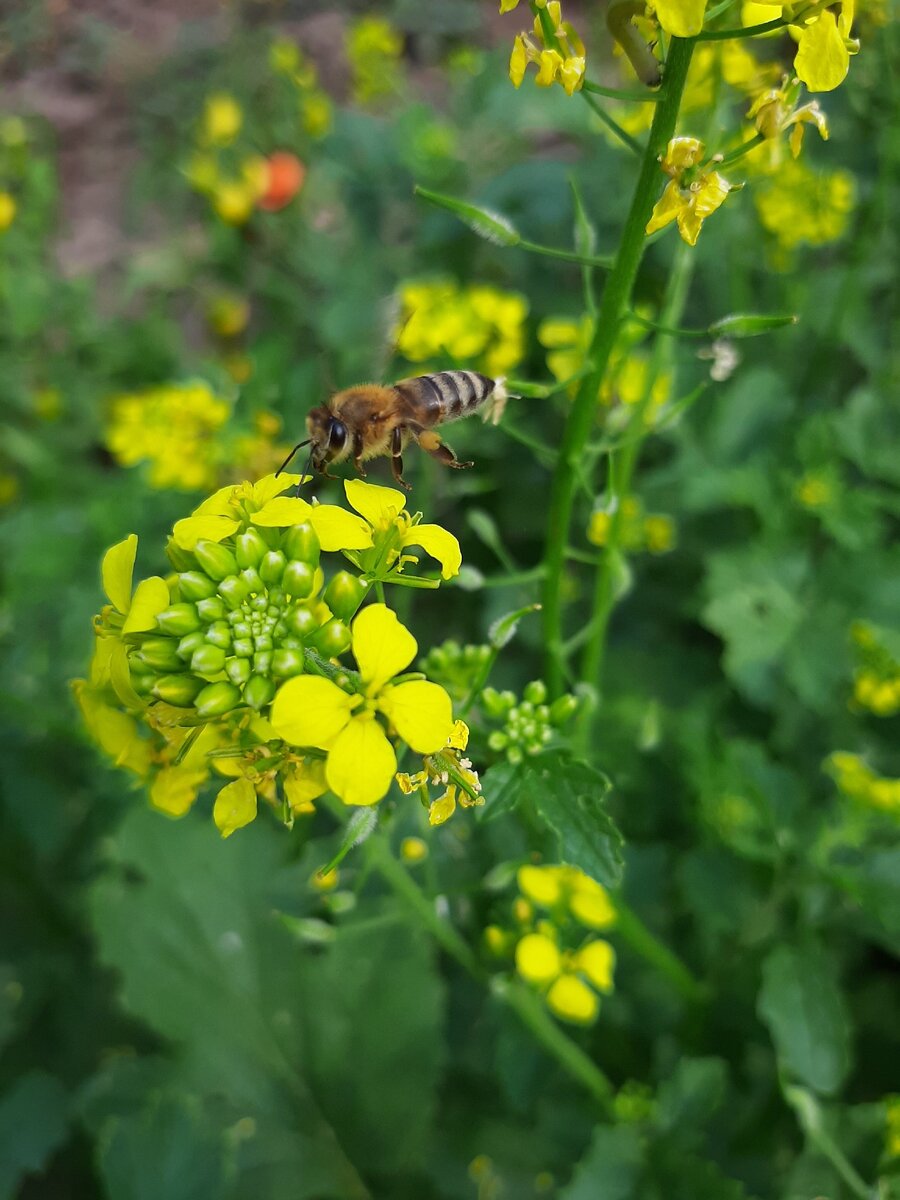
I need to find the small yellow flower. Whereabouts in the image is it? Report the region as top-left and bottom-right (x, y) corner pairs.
(213, 181), (256, 225)
(201, 93), (243, 146)
(344, 478), (461, 581)
(754, 158), (854, 250)
(396, 719), (484, 825)
(546, 973), (598, 1023)
(400, 837), (428, 864)
(795, 471), (833, 508)
(347, 16), (404, 104)
(270, 604), (454, 807)
(516, 932), (562, 983)
(504, 1), (585, 95)
(793, 5), (858, 93)
(301, 93), (333, 138)
(748, 78), (829, 158)
(643, 514), (677, 554)
(646, 137), (735, 247)
(0, 192), (16, 232)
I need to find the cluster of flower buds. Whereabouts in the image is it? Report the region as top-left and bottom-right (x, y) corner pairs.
(849, 621), (900, 718)
(419, 639), (492, 703)
(827, 752), (900, 816)
(481, 680), (577, 764)
(587, 495), (676, 556)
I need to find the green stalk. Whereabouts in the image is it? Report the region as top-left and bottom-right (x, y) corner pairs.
(541, 36), (696, 694)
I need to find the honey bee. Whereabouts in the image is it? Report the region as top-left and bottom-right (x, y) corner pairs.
(276, 370), (508, 490)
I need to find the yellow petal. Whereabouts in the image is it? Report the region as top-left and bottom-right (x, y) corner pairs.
(151, 766), (207, 817)
(251, 472), (302, 506)
(547, 974), (598, 1023)
(402, 523), (462, 579)
(352, 603), (417, 691)
(518, 864), (563, 907)
(102, 534), (138, 613)
(270, 675), (355, 748)
(252, 496), (315, 527)
(325, 714), (397, 806)
(646, 180), (684, 237)
(509, 34), (528, 87)
(653, 0), (708, 37)
(577, 940), (616, 993)
(515, 932), (561, 984)
(122, 576), (170, 634)
(693, 172), (732, 219)
(794, 11), (850, 92)
(447, 720), (469, 751)
(661, 136), (704, 175)
(344, 477), (407, 526)
(308, 505), (374, 552)
(73, 682), (151, 776)
(172, 514), (241, 550)
(569, 877), (617, 929)
(377, 680), (454, 753)
(213, 777), (258, 837)
(428, 789), (457, 825)
(284, 759), (328, 811)
(193, 484), (240, 517)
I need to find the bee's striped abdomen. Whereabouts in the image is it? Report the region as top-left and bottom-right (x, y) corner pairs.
(409, 370), (497, 421)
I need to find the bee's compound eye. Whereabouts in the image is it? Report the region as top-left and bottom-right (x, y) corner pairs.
(329, 420), (348, 452)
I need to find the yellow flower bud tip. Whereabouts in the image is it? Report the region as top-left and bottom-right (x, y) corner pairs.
(313, 867), (339, 891)
(400, 836), (428, 864)
(0, 192), (17, 232)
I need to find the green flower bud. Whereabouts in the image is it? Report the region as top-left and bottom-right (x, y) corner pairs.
(194, 680), (243, 717)
(138, 636), (184, 672)
(131, 670), (155, 697)
(205, 621), (232, 650)
(324, 572), (367, 622)
(311, 619), (351, 658)
(153, 673), (204, 706)
(482, 687), (514, 718)
(243, 674), (276, 711)
(524, 680), (547, 706)
(549, 694), (579, 725)
(259, 551), (286, 585)
(487, 730), (508, 752)
(285, 606), (317, 638)
(282, 560), (315, 598)
(155, 603), (202, 636)
(197, 596), (227, 624)
(165, 539), (196, 572)
(267, 585), (285, 607)
(226, 656), (252, 686)
(176, 630), (207, 661)
(253, 650), (273, 674)
(235, 528), (269, 570)
(191, 644), (227, 675)
(507, 745), (524, 765)
(282, 522), (320, 566)
(194, 539), (239, 582)
(233, 620), (252, 638)
(178, 571), (218, 601)
(233, 638), (254, 658)
(240, 567), (265, 595)
(218, 575), (251, 610)
(254, 633), (273, 652)
(272, 647), (305, 678)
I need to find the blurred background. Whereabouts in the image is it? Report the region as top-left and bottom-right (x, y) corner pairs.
(1, 2), (899, 1198)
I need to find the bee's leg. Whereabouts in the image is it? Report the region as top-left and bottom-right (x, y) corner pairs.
(352, 433), (367, 478)
(391, 426), (412, 491)
(413, 426), (473, 470)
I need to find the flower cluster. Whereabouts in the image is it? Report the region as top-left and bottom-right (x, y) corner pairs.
(588, 497), (677, 556)
(748, 76), (829, 160)
(419, 640), (492, 704)
(346, 17), (405, 105)
(505, 0), (586, 96)
(826, 753), (900, 816)
(396, 279), (527, 377)
(268, 38), (334, 139)
(482, 681), (578, 764)
(753, 158), (855, 254)
(487, 864), (617, 1024)
(850, 622), (900, 718)
(647, 137), (737, 248)
(75, 475), (471, 836)
(396, 719), (484, 825)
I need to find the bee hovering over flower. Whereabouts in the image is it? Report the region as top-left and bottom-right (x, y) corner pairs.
(276, 371), (509, 491)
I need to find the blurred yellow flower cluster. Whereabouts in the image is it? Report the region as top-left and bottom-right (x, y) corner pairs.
(0, 190), (15, 232)
(795, 469), (835, 509)
(753, 158), (855, 252)
(269, 38), (334, 138)
(506, 1), (586, 96)
(396, 279), (527, 377)
(850, 621), (900, 717)
(588, 498), (677, 556)
(827, 752), (900, 816)
(346, 16), (405, 105)
(487, 864), (617, 1024)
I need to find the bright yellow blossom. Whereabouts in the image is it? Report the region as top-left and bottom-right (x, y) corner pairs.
(748, 78), (829, 158)
(201, 93), (243, 145)
(270, 604), (454, 806)
(652, 0), (708, 38)
(0, 192), (16, 232)
(646, 137), (736, 247)
(754, 158), (854, 250)
(515, 926), (616, 1024)
(741, 1), (859, 91)
(397, 279), (527, 377)
(505, 1), (586, 96)
(344, 478), (462, 581)
(347, 16), (404, 104)
(396, 719), (483, 825)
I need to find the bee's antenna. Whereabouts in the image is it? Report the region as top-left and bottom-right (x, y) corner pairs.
(275, 439), (311, 477)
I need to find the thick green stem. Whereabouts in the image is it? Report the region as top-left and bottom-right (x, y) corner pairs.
(614, 899), (707, 1003)
(541, 37), (696, 694)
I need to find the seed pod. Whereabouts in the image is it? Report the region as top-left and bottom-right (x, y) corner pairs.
(226, 656), (252, 686)
(243, 673), (276, 711)
(153, 673), (204, 706)
(235, 528), (269, 570)
(177, 630), (207, 661)
(310, 619), (351, 658)
(324, 572), (367, 622)
(191, 644), (228, 675)
(178, 571), (218, 601)
(282, 560), (315, 598)
(282, 522), (320, 566)
(205, 621), (233, 650)
(138, 636), (184, 672)
(218, 575), (251, 610)
(285, 606), (317, 638)
(259, 550), (286, 585)
(194, 680), (243, 717)
(155, 603), (202, 636)
(197, 596), (227, 625)
(194, 539), (239, 581)
(240, 567), (265, 595)
(549, 694), (579, 725)
(272, 647), (305, 678)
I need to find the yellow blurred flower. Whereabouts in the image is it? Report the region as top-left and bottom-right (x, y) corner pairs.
(347, 16), (404, 104)
(301, 92), (333, 138)
(201, 92), (243, 146)
(646, 136), (736, 247)
(515, 929), (616, 1023)
(754, 158), (854, 250)
(0, 192), (16, 231)
(827, 752), (900, 815)
(212, 181), (257, 225)
(397, 279), (527, 377)
(652, 0), (708, 37)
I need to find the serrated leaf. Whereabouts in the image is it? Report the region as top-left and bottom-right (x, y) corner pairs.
(414, 185), (521, 246)
(530, 754), (623, 888)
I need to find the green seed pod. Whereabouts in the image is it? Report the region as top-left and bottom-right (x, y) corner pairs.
(272, 647), (305, 678)
(218, 575), (252, 610)
(197, 596), (227, 625)
(324, 572), (367, 622)
(285, 606), (317, 638)
(253, 650), (273, 675)
(194, 539), (239, 582)
(153, 673), (204, 706)
(524, 680), (548, 706)
(178, 571), (218, 601)
(176, 630), (207, 661)
(194, 680), (243, 717)
(138, 636), (184, 672)
(205, 621), (232, 650)
(549, 694), (579, 725)
(191, 644), (227, 676)
(282, 522), (320, 566)
(259, 551), (286, 585)
(282, 560), (315, 598)
(235, 528), (269, 570)
(130, 670), (155, 697)
(310, 619), (351, 658)
(155, 603), (202, 637)
(243, 674), (276, 711)
(226, 656), (252, 686)
(233, 637), (254, 658)
(240, 567), (265, 595)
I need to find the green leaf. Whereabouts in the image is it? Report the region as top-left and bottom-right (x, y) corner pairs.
(757, 943), (851, 1096)
(531, 755), (622, 888)
(655, 1058), (728, 1143)
(414, 186), (521, 246)
(707, 312), (798, 338)
(0, 1071), (69, 1200)
(560, 1125), (644, 1200)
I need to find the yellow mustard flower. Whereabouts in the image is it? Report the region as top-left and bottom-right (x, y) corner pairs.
(396, 719), (484, 825)
(301, 92), (333, 138)
(0, 192), (16, 232)
(646, 136), (736, 247)
(347, 16), (404, 104)
(270, 604), (454, 806)
(741, 1), (859, 91)
(754, 158), (854, 250)
(506, 1), (586, 95)
(515, 930), (616, 1023)
(343, 478), (462, 581)
(201, 92), (243, 146)
(827, 752), (900, 814)
(795, 470), (834, 508)
(517, 864), (617, 929)
(652, 0), (708, 38)
(397, 279), (527, 378)
(212, 181), (256, 225)
(748, 77), (828, 158)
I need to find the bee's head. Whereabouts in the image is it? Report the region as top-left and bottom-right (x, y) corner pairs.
(306, 406), (349, 468)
